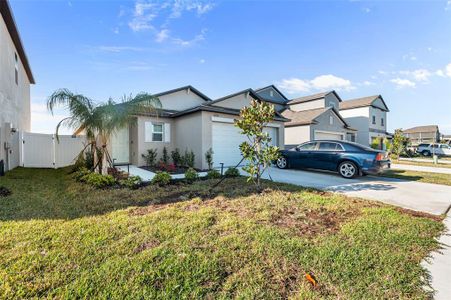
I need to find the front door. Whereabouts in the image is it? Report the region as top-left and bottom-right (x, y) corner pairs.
(111, 126), (130, 164)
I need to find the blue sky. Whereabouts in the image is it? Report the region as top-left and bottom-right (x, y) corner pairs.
(10, 0), (451, 134)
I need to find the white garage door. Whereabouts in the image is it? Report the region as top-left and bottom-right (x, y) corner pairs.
(212, 122), (278, 168)
(314, 131), (343, 141)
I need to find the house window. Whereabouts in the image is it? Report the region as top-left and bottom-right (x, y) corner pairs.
(152, 123), (163, 142)
(381, 118), (384, 126)
(269, 90), (274, 97)
(372, 115), (376, 125)
(14, 53), (18, 85)
(329, 115), (334, 125)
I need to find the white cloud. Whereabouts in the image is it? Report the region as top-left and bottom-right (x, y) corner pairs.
(199, 59), (205, 64)
(390, 78), (416, 88)
(278, 78), (311, 94)
(362, 7), (371, 13)
(446, 0), (451, 10)
(436, 69), (445, 77)
(362, 80), (375, 86)
(402, 54), (417, 61)
(310, 74), (354, 91)
(127, 1), (213, 47)
(446, 63), (451, 77)
(95, 46), (145, 53)
(278, 74), (354, 94)
(399, 69), (432, 82)
(155, 29), (170, 42)
(172, 29), (206, 47)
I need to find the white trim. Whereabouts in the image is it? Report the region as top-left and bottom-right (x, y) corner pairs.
(211, 116), (235, 124)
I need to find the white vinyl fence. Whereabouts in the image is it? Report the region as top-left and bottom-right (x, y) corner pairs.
(21, 132), (86, 168)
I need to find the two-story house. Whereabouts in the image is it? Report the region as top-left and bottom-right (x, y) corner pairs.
(339, 95), (390, 149)
(0, 0), (34, 172)
(403, 125), (441, 145)
(274, 90), (356, 148)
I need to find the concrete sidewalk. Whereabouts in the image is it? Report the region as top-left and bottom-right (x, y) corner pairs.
(400, 157), (451, 165)
(422, 216), (451, 300)
(392, 163), (451, 175)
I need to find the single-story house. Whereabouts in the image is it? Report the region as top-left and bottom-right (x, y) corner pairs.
(280, 91), (357, 148)
(339, 95), (390, 149)
(403, 125), (441, 145)
(109, 86), (288, 170)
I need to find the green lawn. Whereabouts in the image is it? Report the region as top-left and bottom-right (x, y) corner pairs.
(394, 160), (451, 169)
(0, 168), (444, 299)
(382, 169), (451, 186)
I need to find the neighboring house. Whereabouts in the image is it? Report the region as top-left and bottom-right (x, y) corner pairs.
(403, 125), (441, 145)
(339, 95), (390, 149)
(442, 134), (451, 144)
(0, 0), (34, 172)
(109, 86), (287, 170)
(279, 91), (357, 148)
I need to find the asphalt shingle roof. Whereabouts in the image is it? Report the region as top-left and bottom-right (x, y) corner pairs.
(281, 107), (329, 126)
(404, 125), (439, 133)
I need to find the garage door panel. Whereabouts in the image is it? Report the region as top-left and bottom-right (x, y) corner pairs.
(212, 123), (279, 168)
(314, 131), (343, 141)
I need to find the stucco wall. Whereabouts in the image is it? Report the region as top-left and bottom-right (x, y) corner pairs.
(340, 107), (371, 146)
(255, 87), (287, 104)
(131, 116), (175, 166)
(311, 110), (347, 136)
(173, 112), (204, 168)
(157, 88), (207, 111)
(0, 14), (31, 167)
(324, 93), (340, 110)
(289, 99), (325, 112)
(285, 125), (311, 148)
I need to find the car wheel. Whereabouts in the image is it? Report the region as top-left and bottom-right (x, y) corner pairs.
(276, 157), (288, 169)
(338, 161), (358, 179)
(422, 150), (431, 156)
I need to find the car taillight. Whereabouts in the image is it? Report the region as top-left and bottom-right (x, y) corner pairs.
(376, 153), (384, 161)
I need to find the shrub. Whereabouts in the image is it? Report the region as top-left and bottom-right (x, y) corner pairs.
(184, 167), (198, 183)
(142, 149), (158, 167)
(206, 169), (221, 179)
(80, 172), (116, 188)
(183, 149), (195, 168)
(205, 148), (214, 170)
(119, 176), (142, 189)
(157, 162), (177, 173)
(171, 148), (182, 166)
(225, 167), (240, 177)
(73, 167), (91, 181)
(162, 147), (169, 165)
(151, 171), (171, 186)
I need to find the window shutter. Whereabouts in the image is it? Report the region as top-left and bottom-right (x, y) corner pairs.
(164, 123), (171, 142)
(144, 122), (152, 142)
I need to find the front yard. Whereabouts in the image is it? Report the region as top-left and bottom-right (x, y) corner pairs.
(0, 168), (444, 299)
(382, 169), (451, 186)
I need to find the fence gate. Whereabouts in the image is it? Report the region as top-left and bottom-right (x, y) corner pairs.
(21, 132), (85, 168)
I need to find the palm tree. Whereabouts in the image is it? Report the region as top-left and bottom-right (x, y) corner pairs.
(47, 89), (161, 174)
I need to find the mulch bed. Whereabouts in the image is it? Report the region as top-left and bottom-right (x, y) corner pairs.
(139, 166), (207, 175)
(0, 186), (12, 197)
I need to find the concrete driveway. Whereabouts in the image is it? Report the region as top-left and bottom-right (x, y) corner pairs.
(261, 167), (451, 215)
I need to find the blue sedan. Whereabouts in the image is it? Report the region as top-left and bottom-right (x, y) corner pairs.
(276, 140), (391, 178)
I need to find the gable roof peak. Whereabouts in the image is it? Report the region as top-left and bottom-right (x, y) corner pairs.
(287, 90), (342, 105)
